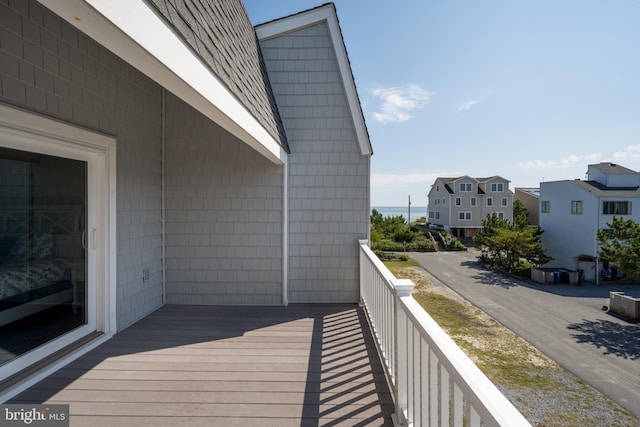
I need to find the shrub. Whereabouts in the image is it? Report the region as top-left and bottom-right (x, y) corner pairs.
(405, 234), (436, 252)
(372, 239), (405, 251)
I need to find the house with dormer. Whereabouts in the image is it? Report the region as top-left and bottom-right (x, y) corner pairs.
(428, 175), (514, 237)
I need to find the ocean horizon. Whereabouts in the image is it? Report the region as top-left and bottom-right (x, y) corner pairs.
(371, 206), (428, 222)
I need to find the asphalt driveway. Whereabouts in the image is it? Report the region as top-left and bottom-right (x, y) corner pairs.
(409, 249), (640, 418)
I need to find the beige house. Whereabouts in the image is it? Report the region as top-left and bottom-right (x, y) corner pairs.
(428, 175), (514, 237)
(515, 187), (540, 226)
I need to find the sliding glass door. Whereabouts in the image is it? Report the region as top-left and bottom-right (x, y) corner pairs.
(0, 104), (115, 387)
(0, 148), (87, 366)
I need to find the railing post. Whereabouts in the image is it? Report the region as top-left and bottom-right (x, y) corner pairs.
(393, 279), (415, 426)
(358, 239), (369, 308)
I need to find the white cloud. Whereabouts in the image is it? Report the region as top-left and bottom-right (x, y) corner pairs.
(516, 159), (557, 169)
(457, 100), (478, 112)
(371, 85), (433, 124)
(612, 144), (640, 162)
(585, 153), (603, 162)
(517, 145), (640, 170)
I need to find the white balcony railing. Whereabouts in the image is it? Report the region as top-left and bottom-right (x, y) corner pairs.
(359, 240), (532, 427)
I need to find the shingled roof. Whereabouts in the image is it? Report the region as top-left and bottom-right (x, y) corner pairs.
(146, 0), (289, 152)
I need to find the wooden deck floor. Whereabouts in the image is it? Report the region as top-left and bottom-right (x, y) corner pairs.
(10, 304), (394, 426)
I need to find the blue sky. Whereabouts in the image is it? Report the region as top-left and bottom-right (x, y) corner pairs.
(244, 0), (640, 206)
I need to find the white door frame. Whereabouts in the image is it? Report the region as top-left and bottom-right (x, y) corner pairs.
(0, 104), (117, 400)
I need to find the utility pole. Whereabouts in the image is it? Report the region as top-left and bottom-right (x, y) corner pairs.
(408, 194), (411, 227)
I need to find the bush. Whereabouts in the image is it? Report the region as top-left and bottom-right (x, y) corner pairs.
(404, 234), (436, 252)
(372, 239), (405, 251)
(447, 239), (467, 251)
(392, 229), (419, 243)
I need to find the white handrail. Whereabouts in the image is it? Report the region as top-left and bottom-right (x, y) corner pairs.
(359, 240), (531, 427)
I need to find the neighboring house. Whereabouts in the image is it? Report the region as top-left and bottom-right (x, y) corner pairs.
(0, 0), (371, 397)
(515, 187), (540, 226)
(428, 175), (514, 237)
(540, 162), (640, 280)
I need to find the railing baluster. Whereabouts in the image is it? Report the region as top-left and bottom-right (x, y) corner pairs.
(453, 383), (463, 427)
(412, 327), (421, 426)
(430, 348), (438, 426)
(441, 366), (450, 426)
(420, 338), (429, 427)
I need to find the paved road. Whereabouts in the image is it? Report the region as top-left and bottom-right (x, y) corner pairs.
(409, 250), (640, 417)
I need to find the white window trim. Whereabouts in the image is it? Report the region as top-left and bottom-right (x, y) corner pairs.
(471, 197), (477, 207)
(571, 200), (583, 215)
(491, 183), (504, 192)
(542, 200), (551, 213)
(0, 104), (116, 401)
(487, 197), (493, 207)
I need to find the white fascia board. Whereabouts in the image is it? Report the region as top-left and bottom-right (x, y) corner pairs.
(256, 4), (373, 157)
(37, 0), (286, 165)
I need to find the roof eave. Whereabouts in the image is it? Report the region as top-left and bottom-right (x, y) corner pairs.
(38, 0), (287, 165)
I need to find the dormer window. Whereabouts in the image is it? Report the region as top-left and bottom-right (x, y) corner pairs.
(491, 183), (504, 192)
(459, 183), (472, 192)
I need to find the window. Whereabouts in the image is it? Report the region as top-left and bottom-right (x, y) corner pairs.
(429, 211), (434, 219)
(455, 197), (461, 206)
(487, 197), (493, 207)
(571, 200), (583, 214)
(497, 212), (505, 219)
(603, 201), (631, 215)
(436, 185), (440, 192)
(459, 183), (472, 192)
(442, 198), (446, 205)
(458, 212), (472, 220)
(471, 197), (477, 207)
(435, 199), (439, 205)
(541, 201), (550, 213)
(501, 197), (508, 207)
(435, 212), (440, 220)
(491, 183), (504, 192)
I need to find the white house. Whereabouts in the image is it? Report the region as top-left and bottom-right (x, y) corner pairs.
(0, 0), (372, 398)
(428, 175), (514, 237)
(540, 162), (640, 280)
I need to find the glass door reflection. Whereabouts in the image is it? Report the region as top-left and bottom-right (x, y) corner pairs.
(0, 147), (86, 365)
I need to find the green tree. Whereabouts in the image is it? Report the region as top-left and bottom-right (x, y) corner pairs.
(474, 214), (552, 273)
(596, 216), (640, 280)
(513, 199), (529, 231)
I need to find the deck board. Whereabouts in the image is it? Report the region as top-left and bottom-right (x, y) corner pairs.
(10, 304), (394, 426)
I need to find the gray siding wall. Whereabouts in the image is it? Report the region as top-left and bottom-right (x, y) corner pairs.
(260, 23), (370, 303)
(164, 93), (284, 305)
(0, 0), (163, 330)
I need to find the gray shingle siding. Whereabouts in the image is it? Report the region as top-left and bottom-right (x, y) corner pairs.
(146, 0), (289, 152)
(260, 22), (370, 303)
(163, 92), (284, 305)
(1, 0), (164, 330)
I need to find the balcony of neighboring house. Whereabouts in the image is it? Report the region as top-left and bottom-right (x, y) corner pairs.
(6, 242), (530, 426)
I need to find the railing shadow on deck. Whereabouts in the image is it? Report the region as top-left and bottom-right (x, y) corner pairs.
(9, 304), (395, 425)
(359, 240), (532, 427)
